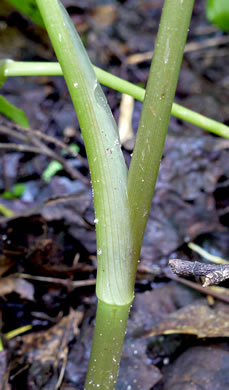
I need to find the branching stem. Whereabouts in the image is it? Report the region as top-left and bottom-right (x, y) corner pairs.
(1, 60), (228, 138)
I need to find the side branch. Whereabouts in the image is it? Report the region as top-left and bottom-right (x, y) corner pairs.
(169, 259), (229, 287)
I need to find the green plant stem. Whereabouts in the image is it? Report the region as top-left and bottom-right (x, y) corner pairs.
(0, 337), (3, 352)
(85, 300), (130, 389)
(36, 0), (134, 307)
(35, 0), (134, 387)
(1, 60), (228, 138)
(128, 0), (195, 263)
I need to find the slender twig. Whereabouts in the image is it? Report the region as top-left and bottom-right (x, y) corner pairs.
(15, 123), (89, 168)
(169, 258), (229, 287)
(134, 263), (229, 304)
(165, 270), (229, 304)
(16, 273), (96, 288)
(0, 142), (89, 184)
(126, 35), (229, 65)
(0, 124), (30, 142)
(55, 346), (68, 390)
(0, 142), (49, 154)
(0, 119), (88, 168)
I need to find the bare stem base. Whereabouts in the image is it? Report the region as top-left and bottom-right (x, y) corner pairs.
(84, 299), (131, 389)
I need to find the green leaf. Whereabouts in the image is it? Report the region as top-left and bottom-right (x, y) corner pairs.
(0, 95), (29, 127)
(6, 0), (44, 27)
(61, 143), (80, 156)
(206, 0), (229, 32)
(2, 183), (26, 199)
(42, 160), (63, 183)
(68, 143), (80, 154)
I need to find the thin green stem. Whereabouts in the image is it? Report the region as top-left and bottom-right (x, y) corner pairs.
(85, 300), (130, 389)
(128, 0), (195, 263)
(1, 60), (228, 138)
(0, 337), (3, 352)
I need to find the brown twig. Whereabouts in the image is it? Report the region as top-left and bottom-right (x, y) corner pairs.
(0, 142), (89, 185)
(164, 269), (229, 304)
(0, 119), (89, 184)
(0, 124), (30, 143)
(127, 35), (229, 65)
(0, 118), (88, 167)
(169, 259), (229, 287)
(16, 273), (96, 288)
(133, 262), (229, 304)
(14, 123), (89, 168)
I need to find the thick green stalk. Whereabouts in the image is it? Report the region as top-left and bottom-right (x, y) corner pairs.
(36, 0), (134, 306)
(1, 60), (229, 138)
(85, 300), (130, 389)
(128, 0), (195, 262)
(35, 2), (135, 387)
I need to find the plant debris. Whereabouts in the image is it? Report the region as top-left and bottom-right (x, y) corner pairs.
(146, 301), (229, 338)
(169, 258), (229, 287)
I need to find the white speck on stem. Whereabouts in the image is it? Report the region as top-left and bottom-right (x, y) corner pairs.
(97, 249), (102, 255)
(74, 82), (78, 88)
(93, 80), (98, 90)
(164, 38), (170, 64)
(58, 33), (62, 42)
(142, 149), (145, 161)
(114, 138), (120, 146)
(94, 218), (99, 224)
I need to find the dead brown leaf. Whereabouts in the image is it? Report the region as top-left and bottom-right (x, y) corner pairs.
(20, 310), (83, 364)
(146, 301), (229, 338)
(89, 5), (118, 27)
(8, 310), (84, 389)
(0, 277), (34, 301)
